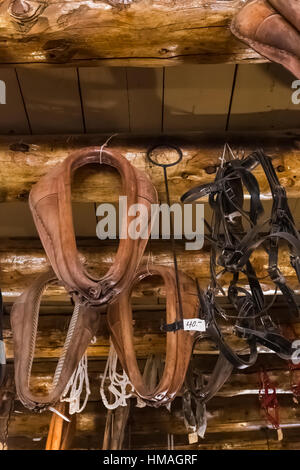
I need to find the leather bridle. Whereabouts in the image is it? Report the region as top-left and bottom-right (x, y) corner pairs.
(181, 149), (298, 370)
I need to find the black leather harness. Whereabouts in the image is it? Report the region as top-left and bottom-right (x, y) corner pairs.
(181, 149), (299, 370)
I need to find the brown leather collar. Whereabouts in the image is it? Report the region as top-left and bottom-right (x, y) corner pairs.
(231, 0), (300, 79)
(29, 147), (158, 306)
(107, 265), (200, 407)
(11, 269), (103, 412)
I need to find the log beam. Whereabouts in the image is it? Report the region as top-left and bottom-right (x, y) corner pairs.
(1, 131), (300, 203)
(0, 0), (263, 67)
(17, 367), (300, 400)
(0, 238), (298, 300)
(7, 396), (300, 440)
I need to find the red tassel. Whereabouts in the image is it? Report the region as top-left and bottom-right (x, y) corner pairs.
(258, 369), (280, 430)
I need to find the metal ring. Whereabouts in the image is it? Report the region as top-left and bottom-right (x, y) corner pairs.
(146, 144), (183, 168)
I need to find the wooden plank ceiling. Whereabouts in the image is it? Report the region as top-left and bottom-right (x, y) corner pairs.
(1, 63), (300, 449)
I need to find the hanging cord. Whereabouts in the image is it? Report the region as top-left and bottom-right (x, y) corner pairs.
(60, 336), (96, 415)
(100, 340), (134, 410)
(99, 133), (119, 164)
(258, 369), (283, 441)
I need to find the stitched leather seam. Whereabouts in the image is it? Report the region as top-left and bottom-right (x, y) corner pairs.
(231, 22), (300, 61)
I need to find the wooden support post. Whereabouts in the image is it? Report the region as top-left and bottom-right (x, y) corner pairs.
(102, 401), (130, 450)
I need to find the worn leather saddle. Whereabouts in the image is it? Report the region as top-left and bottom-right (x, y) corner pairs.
(107, 265), (199, 407)
(231, 0), (300, 79)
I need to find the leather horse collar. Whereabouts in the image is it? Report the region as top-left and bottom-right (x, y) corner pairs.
(12, 147), (157, 412)
(107, 265), (199, 407)
(231, 0), (300, 79)
(11, 269), (104, 412)
(29, 147), (158, 306)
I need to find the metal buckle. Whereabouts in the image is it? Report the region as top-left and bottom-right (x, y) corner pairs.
(268, 265), (285, 284)
(224, 185), (235, 200)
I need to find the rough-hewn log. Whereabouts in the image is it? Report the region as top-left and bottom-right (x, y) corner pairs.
(4, 319), (300, 359)
(8, 428), (300, 450)
(16, 367), (299, 400)
(0, 0), (263, 67)
(1, 131), (300, 203)
(0, 238), (298, 301)
(7, 396), (300, 438)
(7, 428), (300, 450)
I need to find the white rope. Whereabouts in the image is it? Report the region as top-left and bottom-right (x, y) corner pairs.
(100, 341), (134, 410)
(226, 142), (237, 160)
(60, 336), (96, 415)
(219, 143), (227, 168)
(219, 142), (238, 170)
(99, 133), (119, 164)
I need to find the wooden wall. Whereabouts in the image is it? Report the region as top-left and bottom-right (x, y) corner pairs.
(1, 62), (300, 449)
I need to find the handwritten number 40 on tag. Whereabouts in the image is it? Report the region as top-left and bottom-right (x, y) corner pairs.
(183, 319), (206, 332)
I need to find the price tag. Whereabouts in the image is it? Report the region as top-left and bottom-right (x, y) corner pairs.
(188, 432), (198, 444)
(183, 319), (206, 332)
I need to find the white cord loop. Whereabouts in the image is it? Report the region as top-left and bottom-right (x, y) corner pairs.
(60, 336), (97, 415)
(99, 133), (118, 164)
(61, 352), (91, 415)
(100, 341), (134, 410)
